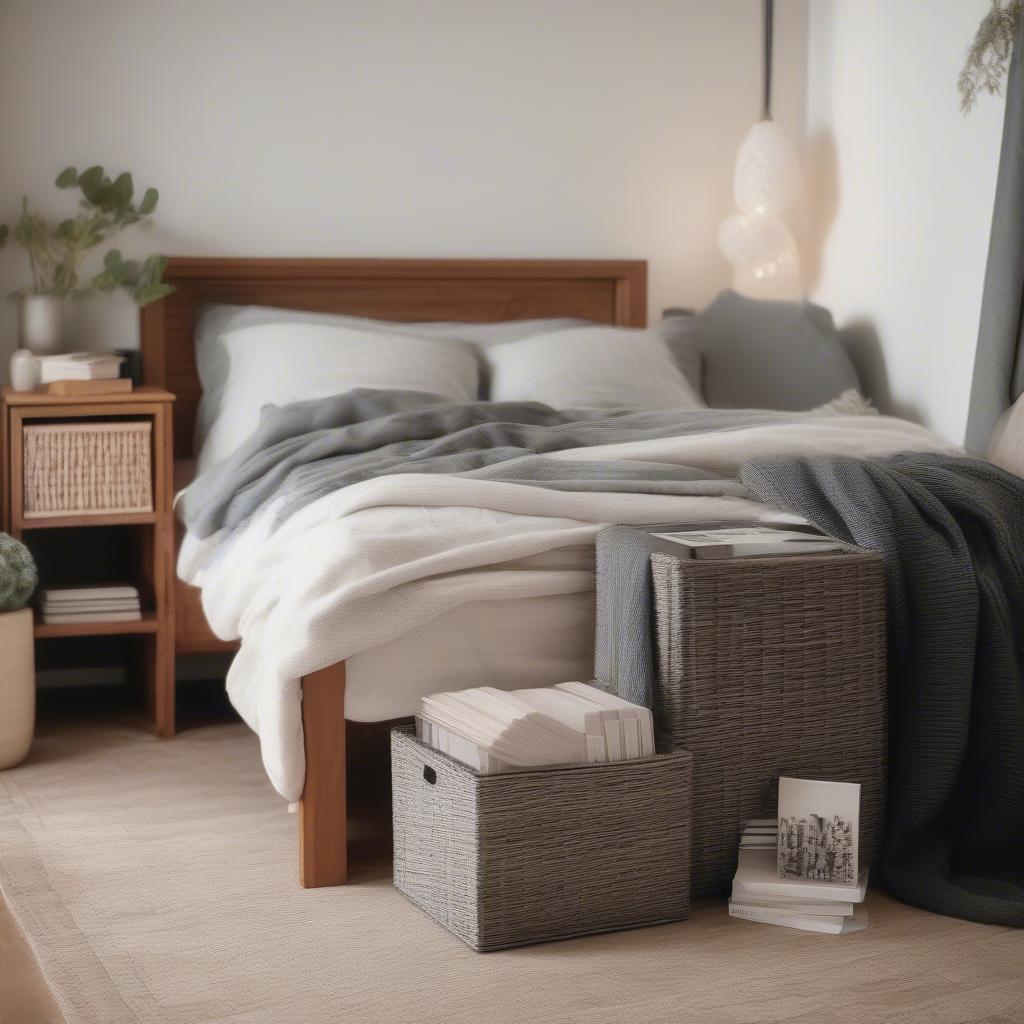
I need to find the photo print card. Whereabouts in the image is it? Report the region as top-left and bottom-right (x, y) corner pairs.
(777, 777), (860, 884)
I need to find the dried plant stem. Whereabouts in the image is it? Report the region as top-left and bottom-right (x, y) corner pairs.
(960, 0), (1022, 113)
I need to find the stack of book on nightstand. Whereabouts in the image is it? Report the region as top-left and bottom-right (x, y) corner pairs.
(40, 584), (142, 624)
(37, 352), (125, 384)
(416, 683), (655, 773)
(729, 820), (869, 934)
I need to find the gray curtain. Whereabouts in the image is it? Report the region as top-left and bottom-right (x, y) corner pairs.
(966, 13), (1024, 456)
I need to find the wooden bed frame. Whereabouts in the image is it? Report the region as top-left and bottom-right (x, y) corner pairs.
(140, 256), (647, 887)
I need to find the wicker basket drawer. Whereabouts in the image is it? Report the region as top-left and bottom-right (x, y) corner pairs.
(392, 726), (692, 951)
(650, 548), (887, 898)
(22, 421), (153, 519)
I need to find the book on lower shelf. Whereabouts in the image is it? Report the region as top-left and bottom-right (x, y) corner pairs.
(416, 682), (656, 774)
(39, 584), (142, 624)
(728, 822), (869, 934)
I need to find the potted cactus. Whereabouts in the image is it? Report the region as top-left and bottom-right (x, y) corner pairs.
(0, 533), (38, 769)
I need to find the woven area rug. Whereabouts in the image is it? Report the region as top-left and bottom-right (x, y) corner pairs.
(2, 718), (1024, 1024)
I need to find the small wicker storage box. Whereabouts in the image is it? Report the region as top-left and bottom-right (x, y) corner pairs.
(650, 548), (887, 898)
(391, 726), (692, 952)
(22, 421), (153, 518)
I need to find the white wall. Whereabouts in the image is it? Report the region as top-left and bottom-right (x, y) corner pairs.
(805, 0), (1006, 443)
(0, 0), (808, 366)
(1, 2), (1009, 444)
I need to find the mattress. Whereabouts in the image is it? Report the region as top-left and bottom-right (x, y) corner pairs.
(345, 588), (595, 721)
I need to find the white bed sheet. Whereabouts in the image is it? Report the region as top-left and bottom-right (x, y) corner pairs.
(176, 458), (597, 723)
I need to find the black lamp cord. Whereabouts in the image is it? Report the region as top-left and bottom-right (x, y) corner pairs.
(762, 0), (774, 121)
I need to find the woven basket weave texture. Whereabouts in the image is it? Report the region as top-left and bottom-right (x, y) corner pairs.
(23, 421), (152, 517)
(391, 727), (692, 951)
(650, 550), (887, 898)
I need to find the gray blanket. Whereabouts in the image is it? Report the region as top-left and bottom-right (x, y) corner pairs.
(741, 453), (1024, 928)
(593, 522), (796, 709)
(180, 388), (801, 539)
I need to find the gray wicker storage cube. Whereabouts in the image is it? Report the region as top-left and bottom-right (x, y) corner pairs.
(650, 549), (887, 899)
(391, 726), (692, 951)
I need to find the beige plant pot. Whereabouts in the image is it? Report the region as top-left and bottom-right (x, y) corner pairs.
(0, 608), (35, 770)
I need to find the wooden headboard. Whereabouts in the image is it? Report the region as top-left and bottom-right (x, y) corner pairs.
(140, 257), (647, 458)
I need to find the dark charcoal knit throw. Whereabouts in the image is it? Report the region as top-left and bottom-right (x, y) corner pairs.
(740, 452), (1024, 927)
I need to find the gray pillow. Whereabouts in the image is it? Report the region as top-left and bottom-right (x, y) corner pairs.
(696, 290), (860, 410)
(659, 312), (703, 395)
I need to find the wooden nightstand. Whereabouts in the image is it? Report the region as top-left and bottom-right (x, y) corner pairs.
(0, 386), (176, 736)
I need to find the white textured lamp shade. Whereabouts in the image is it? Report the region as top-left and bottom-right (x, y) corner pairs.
(719, 211), (800, 299)
(719, 119), (804, 300)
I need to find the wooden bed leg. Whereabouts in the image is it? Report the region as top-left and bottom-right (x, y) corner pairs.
(299, 662), (347, 888)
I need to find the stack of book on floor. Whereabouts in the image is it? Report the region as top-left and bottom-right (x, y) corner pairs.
(37, 352), (125, 384)
(40, 585), (142, 625)
(416, 682), (654, 773)
(651, 525), (845, 559)
(729, 820), (869, 934)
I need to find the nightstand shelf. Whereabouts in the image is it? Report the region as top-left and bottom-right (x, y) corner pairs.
(34, 611), (159, 639)
(1, 386), (176, 736)
(21, 512), (159, 530)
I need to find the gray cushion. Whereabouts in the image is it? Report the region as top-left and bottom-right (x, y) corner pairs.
(696, 290), (860, 410)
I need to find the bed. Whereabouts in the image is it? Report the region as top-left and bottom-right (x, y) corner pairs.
(143, 256), (955, 889)
(141, 257), (651, 885)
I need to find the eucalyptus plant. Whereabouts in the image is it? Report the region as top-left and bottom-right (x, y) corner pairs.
(0, 165), (174, 306)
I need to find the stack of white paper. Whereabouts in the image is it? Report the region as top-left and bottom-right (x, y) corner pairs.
(651, 526), (844, 559)
(416, 683), (655, 774)
(555, 682), (655, 758)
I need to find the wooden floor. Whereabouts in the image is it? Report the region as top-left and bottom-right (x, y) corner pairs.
(1, 898), (62, 1024)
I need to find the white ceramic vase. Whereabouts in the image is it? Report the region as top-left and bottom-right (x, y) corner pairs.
(0, 608), (34, 770)
(9, 349), (40, 392)
(18, 294), (63, 355)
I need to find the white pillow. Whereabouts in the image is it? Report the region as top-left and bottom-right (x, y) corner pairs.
(197, 322), (479, 471)
(485, 326), (706, 410)
(193, 304), (587, 454)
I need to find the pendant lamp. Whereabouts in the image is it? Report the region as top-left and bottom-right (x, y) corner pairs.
(718, 0), (804, 299)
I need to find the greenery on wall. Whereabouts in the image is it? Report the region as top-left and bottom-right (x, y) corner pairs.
(960, 0), (1022, 112)
(0, 165), (173, 306)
